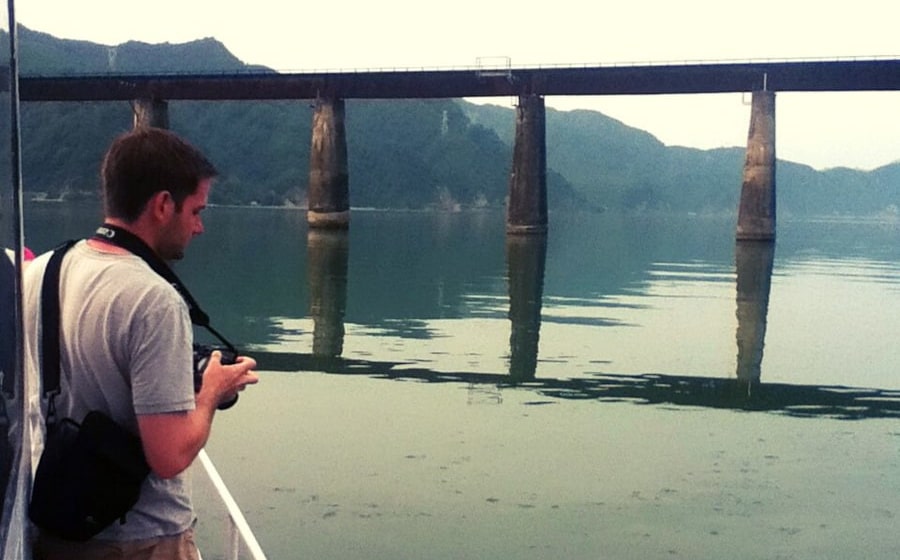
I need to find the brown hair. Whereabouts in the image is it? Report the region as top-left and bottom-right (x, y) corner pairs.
(101, 127), (218, 221)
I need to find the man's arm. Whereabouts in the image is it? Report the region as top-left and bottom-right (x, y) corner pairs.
(137, 352), (258, 478)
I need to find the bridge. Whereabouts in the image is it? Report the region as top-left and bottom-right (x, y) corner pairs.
(13, 58), (900, 100)
(6, 58), (900, 237)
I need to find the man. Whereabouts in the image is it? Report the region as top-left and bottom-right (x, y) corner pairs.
(23, 127), (258, 559)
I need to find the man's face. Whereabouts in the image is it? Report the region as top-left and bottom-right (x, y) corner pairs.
(158, 178), (211, 261)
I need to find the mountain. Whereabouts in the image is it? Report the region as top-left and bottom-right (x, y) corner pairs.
(2, 25), (898, 216)
(465, 101), (900, 216)
(1, 26), (586, 210)
(13, 26), (249, 74)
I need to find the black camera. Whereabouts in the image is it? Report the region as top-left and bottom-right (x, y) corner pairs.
(192, 344), (239, 409)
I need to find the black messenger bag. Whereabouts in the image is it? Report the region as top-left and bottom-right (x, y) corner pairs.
(29, 411), (150, 541)
(28, 241), (150, 541)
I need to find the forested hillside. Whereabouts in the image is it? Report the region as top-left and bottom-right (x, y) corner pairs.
(2, 26), (898, 215)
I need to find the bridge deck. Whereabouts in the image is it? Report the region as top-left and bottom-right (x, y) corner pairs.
(9, 59), (900, 102)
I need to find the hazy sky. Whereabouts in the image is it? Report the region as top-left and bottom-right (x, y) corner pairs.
(9, 0), (900, 170)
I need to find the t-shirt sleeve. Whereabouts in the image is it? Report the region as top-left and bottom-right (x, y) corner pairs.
(128, 285), (196, 416)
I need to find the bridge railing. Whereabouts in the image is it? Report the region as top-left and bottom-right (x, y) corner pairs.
(14, 54), (900, 79)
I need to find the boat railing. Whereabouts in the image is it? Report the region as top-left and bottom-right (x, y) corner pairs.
(196, 450), (267, 560)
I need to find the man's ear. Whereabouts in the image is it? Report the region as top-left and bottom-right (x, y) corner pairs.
(148, 190), (174, 221)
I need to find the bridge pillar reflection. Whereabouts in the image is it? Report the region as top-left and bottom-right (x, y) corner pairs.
(735, 240), (775, 385)
(507, 94), (547, 235)
(507, 233), (547, 382)
(308, 97), (350, 229)
(736, 91), (776, 241)
(132, 98), (169, 129)
(307, 229), (349, 358)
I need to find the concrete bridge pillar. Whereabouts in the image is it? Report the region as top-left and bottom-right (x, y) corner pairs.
(507, 94), (547, 235)
(308, 97), (350, 229)
(132, 98), (169, 129)
(736, 91), (776, 241)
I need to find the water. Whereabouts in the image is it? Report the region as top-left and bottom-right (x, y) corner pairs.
(23, 204), (900, 559)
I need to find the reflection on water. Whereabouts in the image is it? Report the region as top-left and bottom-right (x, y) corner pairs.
(243, 215), (900, 419)
(307, 229), (348, 358)
(22, 206), (900, 407)
(734, 240), (775, 386)
(251, 350), (900, 420)
(506, 233), (547, 382)
(249, 228), (900, 420)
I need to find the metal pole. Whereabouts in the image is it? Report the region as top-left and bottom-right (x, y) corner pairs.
(4, 1), (33, 557)
(7, 0), (24, 269)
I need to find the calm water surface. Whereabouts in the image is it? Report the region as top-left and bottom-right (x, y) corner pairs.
(24, 204), (900, 559)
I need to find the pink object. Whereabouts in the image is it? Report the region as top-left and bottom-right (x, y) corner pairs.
(24, 247), (35, 261)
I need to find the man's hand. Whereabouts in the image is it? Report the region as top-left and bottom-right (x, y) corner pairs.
(199, 351), (259, 408)
(138, 352), (259, 478)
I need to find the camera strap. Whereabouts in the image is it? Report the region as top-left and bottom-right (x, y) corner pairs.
(38, 226), (238, 417)
(92, 224), (236, 353)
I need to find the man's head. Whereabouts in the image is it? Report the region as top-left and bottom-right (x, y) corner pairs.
(101, 128), (218, 260)
(101, 127), (217, 222)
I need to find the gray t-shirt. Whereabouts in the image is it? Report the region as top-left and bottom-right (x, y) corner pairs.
(26, 241), (197, 540)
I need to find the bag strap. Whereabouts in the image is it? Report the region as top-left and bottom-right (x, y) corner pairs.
(39, 240), (78, 422)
